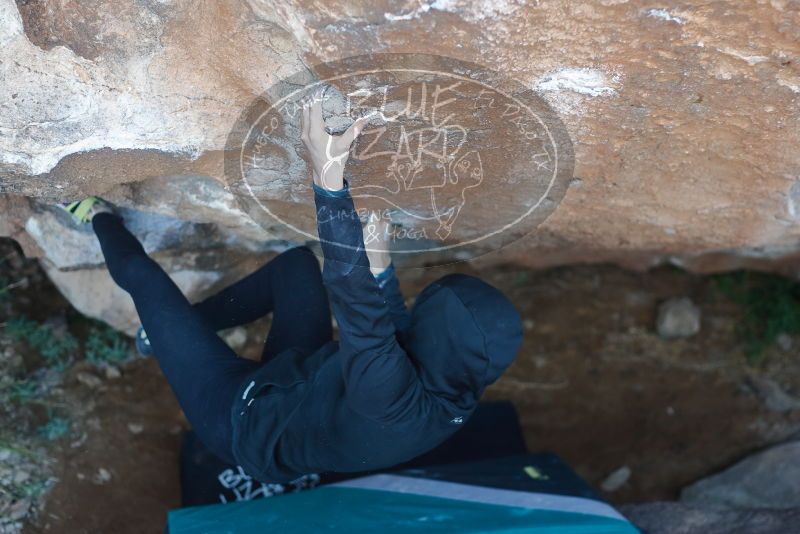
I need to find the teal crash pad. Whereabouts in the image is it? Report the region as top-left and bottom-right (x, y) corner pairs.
(169, 485), (640, 534)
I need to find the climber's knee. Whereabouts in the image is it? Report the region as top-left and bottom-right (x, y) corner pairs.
(108, 253), (161, 293)
(276, 246), (320, 275)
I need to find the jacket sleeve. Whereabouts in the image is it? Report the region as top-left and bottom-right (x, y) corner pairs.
(313, 181), (422, 422)
(374, 263), (412, 334)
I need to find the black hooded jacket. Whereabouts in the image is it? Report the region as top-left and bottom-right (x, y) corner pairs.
(230, 183), (523, 483)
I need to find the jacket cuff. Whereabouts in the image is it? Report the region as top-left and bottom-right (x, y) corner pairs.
(373, 262), (395, 288)
(312, 179), (350, 198)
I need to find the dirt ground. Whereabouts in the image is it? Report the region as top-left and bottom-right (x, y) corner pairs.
(2, 238), (799, 533)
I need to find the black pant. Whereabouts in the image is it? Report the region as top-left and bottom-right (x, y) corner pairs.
(92, 213), (333, 464)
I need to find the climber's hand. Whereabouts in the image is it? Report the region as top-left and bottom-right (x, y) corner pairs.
(361, 212), (393, 276)
(301, 86), (369, 191)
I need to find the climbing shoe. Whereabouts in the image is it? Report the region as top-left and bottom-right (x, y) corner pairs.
(135, 325), (153, 356)
(61, 196), (115, 224)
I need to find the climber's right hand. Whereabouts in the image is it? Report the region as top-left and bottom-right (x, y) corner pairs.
(300, 86), (369, 192)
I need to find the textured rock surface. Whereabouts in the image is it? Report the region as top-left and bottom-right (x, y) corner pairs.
(621, 502), (800, 534)
(680, 441), (800, 509)
(1, 0), (800, 329)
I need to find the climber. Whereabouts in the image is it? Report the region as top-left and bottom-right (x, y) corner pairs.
(61, 86), (523, 483)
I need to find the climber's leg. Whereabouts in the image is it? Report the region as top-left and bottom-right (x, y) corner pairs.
(189, 254), (289, 332)
(92, 212), (256, 463)
(259, 246), (333, 363)
(192, 246), (333, 363)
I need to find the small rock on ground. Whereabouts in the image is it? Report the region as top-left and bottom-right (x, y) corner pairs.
(103, 365), (122, 380)
(76, 372), (103, 389)
(656, 297), (700, 339)
(92, 468), (112, 485)
(601, 465), (631, 492)
(222, 327), (248, 350)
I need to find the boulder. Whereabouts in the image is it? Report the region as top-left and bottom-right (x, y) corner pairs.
(621, 502), (800, 534)
(680, 441), (800, 510)
(1, 0), (799, 329)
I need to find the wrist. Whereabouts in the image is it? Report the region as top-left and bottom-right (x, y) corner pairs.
(313, 179), (350, 198)
(372, 262), (395, 282)
(314, 170), (345, 192)
(368, 251), (392, 276)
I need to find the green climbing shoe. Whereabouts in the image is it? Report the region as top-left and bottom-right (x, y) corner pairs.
(61, 196), (114, 224)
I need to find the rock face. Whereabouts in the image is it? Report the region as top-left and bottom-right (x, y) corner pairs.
(681, 441), (800, 510)
(621, 502), (800, 534)
(1, 0), (800, 331)
(622, 441), (800, 533)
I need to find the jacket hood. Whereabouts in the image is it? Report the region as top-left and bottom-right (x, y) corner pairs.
(404, 274), (523, 411)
